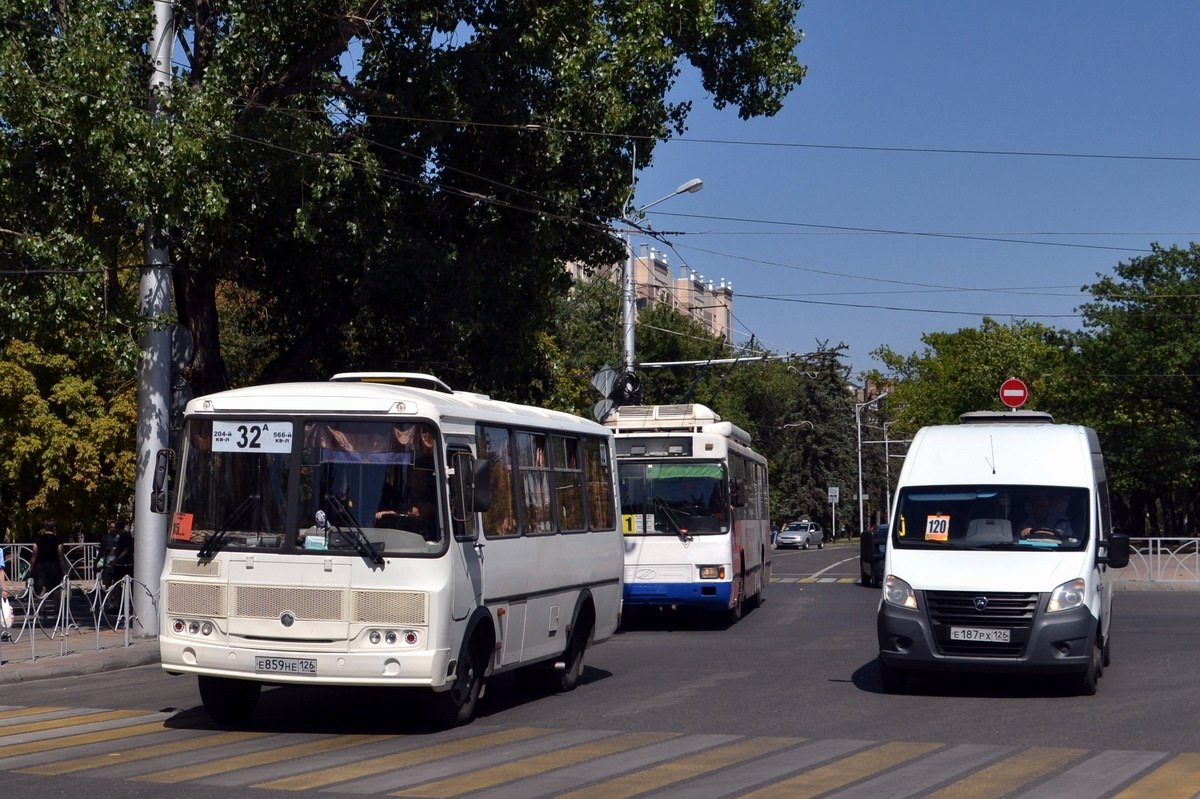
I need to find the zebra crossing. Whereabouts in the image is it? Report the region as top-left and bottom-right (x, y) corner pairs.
(1, 704), (1198, 797)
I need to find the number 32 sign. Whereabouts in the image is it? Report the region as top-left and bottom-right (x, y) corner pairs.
(212, 421), (293, 453)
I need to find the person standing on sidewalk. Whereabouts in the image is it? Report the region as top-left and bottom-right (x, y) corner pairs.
(109, 519), (133, 611)
(31, 520), (67, 597)
(97, 519), (119, 590)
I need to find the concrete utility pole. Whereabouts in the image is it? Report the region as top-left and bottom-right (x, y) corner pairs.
(131, 0), (175, 637)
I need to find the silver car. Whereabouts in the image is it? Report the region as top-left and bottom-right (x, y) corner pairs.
(776, 520), (824, 549)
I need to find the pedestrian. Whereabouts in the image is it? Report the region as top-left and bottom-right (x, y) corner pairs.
(770, 521), (779, 545)
(31, 519), (68, 599)
(97, 519), (119, 589)
(109, 519), (134, 611)
(0, 545), (10, 641)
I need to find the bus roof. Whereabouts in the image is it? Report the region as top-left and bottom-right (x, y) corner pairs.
(183, 374), (610, 435)
(602, 404), (753, 447)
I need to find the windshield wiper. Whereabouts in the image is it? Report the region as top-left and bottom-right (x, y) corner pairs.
(198, 494), (261, 560)
(324, 494), (384, 565)
(652, 496), (693, 542)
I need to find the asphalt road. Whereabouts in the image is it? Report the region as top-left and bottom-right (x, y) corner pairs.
(3, 543), (1199, 797)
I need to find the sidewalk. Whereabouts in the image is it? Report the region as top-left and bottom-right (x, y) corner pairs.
(0, 625), (160, 684)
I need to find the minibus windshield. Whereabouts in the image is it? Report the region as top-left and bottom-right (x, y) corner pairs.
(892, 485), (1089, 551)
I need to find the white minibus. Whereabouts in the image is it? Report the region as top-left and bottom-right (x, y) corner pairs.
(872, 411), (1129, 695)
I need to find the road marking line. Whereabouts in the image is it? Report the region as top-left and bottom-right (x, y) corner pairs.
(5, 719), (174, 760)
(18, 729), (264, 774)
(925, 746), (1086, 799)
(1113, 752), (1200, 799)
(392, 731), (679, 798)
(252, 727), (552, 791)
(739, 741), (943, 799)
(554, 736), (803, 799)
(137, 732), (385, 783)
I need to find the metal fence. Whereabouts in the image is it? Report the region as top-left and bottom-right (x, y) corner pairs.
(1113, 537), (1200, 583)
(2, 542), (103, 583)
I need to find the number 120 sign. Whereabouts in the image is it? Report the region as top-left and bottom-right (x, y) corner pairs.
(212, 421), (293, 453)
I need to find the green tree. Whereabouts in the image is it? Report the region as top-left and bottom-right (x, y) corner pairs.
(0, 0), (806, 525)
(1077, 243), (1200, 535)
(872, 318), (1076, 430)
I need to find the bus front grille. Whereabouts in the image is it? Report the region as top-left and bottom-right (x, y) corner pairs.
(168, 583), (428, 626)
(235, 586), (344, 621)
(166, 582), (227, 616)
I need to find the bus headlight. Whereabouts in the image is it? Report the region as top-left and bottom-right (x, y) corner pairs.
(884, 575), (918, 610)
(1048, 578), (1086, 612)
(698, 565), (725, 580)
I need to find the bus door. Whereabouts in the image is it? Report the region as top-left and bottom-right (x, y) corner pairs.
(448, 446), (484, 621)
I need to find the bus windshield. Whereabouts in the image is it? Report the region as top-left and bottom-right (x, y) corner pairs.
(892, 484), (1089, 552)
(172, 418), (444, 556)
(618, 462), (729, 535)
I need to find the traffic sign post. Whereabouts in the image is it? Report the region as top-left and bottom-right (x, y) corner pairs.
(999, 377), (1029, 409)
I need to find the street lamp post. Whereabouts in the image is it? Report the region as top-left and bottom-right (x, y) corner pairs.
(622, 178), (703, 372)
(883, 420), (894, 513)
(855, 390), (890, 538)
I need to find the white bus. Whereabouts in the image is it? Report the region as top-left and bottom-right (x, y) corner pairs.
(602, 404), (771, 621)
(158, 373), (622, 726)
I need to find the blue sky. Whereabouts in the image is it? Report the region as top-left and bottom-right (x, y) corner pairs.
(629, 2), (1200, 376)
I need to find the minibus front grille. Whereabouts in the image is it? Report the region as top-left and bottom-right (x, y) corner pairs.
(926, 590), (1039, 658)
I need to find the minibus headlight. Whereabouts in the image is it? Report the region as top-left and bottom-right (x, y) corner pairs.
(1048, 578), (1086, 612)
(884, 575), (918, 610)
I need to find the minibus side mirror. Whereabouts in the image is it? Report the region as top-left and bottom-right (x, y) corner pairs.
(1101, 532), (1130, 569)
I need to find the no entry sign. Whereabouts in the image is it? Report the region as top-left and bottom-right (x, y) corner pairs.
(999, 377), (1029, 408)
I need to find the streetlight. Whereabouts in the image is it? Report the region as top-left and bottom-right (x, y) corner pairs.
(856, 390), (890, 538)
(883, 420), (894, 513)
(783, 420), (814, 430)
(622, 178), (704, 372)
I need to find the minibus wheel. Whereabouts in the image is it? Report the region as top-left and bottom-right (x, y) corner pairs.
(1076, 637), (1101, 696)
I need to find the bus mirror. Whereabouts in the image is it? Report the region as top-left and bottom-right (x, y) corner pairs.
(471, 458), (492, 513)
(730, 478), (747, 508)
(1102, 532), (1130, 569)
(151, 448), (174, 514)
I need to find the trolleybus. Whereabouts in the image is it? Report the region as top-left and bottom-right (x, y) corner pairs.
(602, 404), (770, 620)
(158, 373), (622, 725)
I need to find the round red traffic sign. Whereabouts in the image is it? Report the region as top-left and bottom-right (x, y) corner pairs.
(999, 377), (1029, 408)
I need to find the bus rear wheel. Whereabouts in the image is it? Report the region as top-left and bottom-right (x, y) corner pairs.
(555, 615), (593, 693)
(197, 675), (261, 725)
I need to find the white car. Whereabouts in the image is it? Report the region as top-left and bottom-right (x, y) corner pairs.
(776, 521), (824, 549)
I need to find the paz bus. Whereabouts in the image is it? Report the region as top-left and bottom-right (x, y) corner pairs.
(158, 372), (622, 726)
(602, 404), (771, 620)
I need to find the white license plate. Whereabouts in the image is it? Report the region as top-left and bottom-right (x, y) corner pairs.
(950, 627), (1011, 643)
(255, 656), (317, 674)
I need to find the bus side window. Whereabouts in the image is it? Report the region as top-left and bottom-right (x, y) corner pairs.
(479, 425), (519, 537)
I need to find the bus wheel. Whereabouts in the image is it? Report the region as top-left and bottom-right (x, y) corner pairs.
(197, 675), (261, 725)
(434, 638), (484, 727)
(555, 615), (593, 693)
